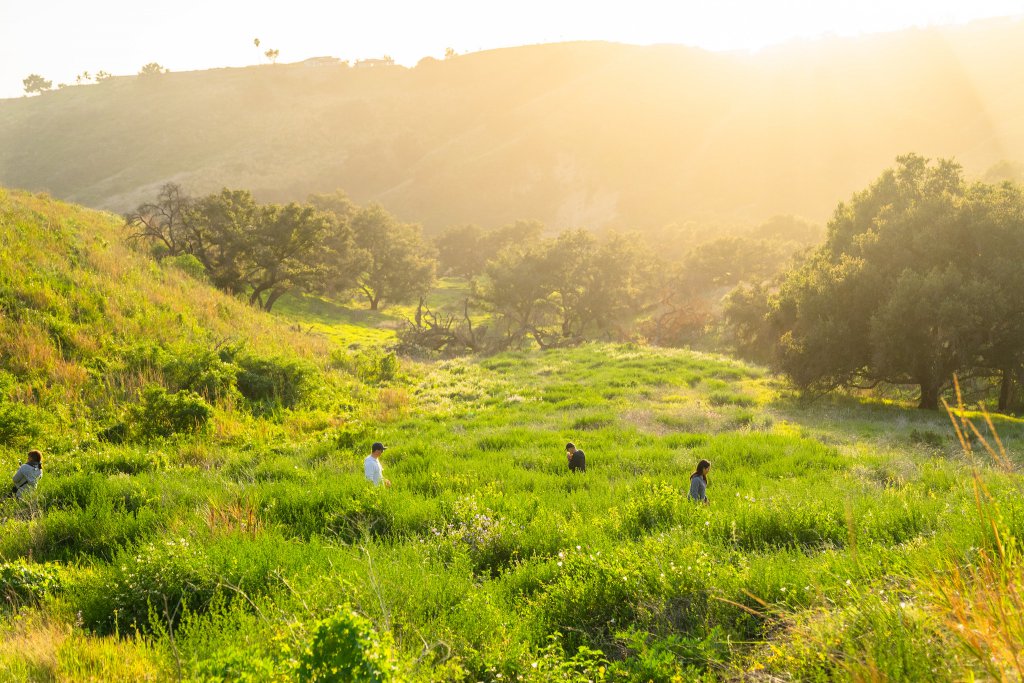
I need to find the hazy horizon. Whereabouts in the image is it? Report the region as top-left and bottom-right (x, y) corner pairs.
(2, 0), (1023, 99)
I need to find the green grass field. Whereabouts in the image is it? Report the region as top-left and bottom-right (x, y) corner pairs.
(2, 191), (1024, 681)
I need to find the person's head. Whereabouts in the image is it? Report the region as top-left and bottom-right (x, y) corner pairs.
(371, 442), (387, 457)
(565, 442), (576, 454)
(26, 450), (42, 465)
(692, 459), (711, 480)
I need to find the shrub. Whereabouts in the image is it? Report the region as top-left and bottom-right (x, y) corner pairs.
(0, 400), (41, 447)
(134, 385), (212, 439)
(235, 355), (315, 409)
(166, 253), (207, 281)
(75, 538), (217, 635)
(162, 347), (239, 402)
(0, 561), (62, 609)
(297, 608), (401, 682)
(334, 348), (400, 385)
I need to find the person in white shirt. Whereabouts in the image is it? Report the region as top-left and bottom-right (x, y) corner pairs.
(11, 449), (43, 498)
(363, 442), (391, 487)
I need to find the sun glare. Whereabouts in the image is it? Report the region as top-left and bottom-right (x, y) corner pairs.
(0, 0), (1021, 98)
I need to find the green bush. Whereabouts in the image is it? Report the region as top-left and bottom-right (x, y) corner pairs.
(166, 253), (208, 281)
(0, 400), (41, 447)
(297, 608), (401, 682)
(134, 385), (212, 439)
(235, 355), (315, 409)
(333, 348), (399, 385)
(0, 561), (62, 609)
(75, 539), (217, 635)
(162, 347), (239, 402)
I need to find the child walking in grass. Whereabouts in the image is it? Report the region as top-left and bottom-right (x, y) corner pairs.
(688, 459), (710, 504)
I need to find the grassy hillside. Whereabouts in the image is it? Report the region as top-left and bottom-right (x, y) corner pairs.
(2, 193), (1024, 680)
(2, 19), (1024, 232)
(0, 188), (381, 452)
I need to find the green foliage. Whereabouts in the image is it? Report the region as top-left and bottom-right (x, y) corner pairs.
(349, 204), (436, 310)
(0, 400), (41, 447)
(476, 229), (656, 348)
(334, 347), (399, 385)
(75, 538), (216, 635)
(621, 480), (680, 538)
(134, 385), (213, 439)
(0, 561), (62, 609)
(166, 253), (207, 280)
(297, 608), (401, 682)
(742, 154), (1024, 409)
(235, 354), (315, 409)
(162, 346), (239, 401)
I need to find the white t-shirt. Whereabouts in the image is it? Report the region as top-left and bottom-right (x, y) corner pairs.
(364, 455), (384, 485)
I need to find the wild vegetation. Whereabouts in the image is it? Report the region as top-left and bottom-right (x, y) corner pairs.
(2, 189), (1024, 681)
(728, 155), (1024, 412)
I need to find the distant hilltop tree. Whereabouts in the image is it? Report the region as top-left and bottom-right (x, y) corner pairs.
(22, 74), (52, 95)
(444, 47), (457, 59)
(95, 70), (113, 82)
(253, 37), (260, 50)
(138, 62), (168, 76)
(264, 49), (279, 64)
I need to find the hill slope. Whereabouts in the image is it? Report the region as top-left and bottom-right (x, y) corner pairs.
(0, 188), (342, 449)
(2, 19), (1023, 231)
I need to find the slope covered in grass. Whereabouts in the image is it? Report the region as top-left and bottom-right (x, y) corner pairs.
(0, 188), (368, 453)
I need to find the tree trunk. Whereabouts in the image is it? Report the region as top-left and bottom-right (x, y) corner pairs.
(369, 296), (380, 311)
(999, 366), (1023, 415)
(249, 287), (266, 308)
(263, 287), (288, 312)
(917, 380), (940, 410)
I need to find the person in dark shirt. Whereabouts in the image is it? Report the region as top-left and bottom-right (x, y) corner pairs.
(566, 442), (586, 472)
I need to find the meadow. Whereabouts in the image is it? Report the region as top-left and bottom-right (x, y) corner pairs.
(2, 190), (1024, 681)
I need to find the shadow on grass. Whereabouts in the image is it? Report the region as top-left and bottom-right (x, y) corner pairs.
(767, 391), (1024, 460)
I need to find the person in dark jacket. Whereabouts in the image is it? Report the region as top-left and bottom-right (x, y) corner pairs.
(566, 442), (586, 472)
(688, 459), (710, 504)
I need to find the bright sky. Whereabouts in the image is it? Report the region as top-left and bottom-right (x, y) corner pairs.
(2, 0), (1022, 99)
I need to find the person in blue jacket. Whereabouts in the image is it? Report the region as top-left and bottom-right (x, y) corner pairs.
(688, 459), (710, 504)
(11, 449), (43, 498)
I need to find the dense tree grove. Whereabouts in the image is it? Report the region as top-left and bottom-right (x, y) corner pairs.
(726, 155), (1024, 411)
(126, 185), (433, 312)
